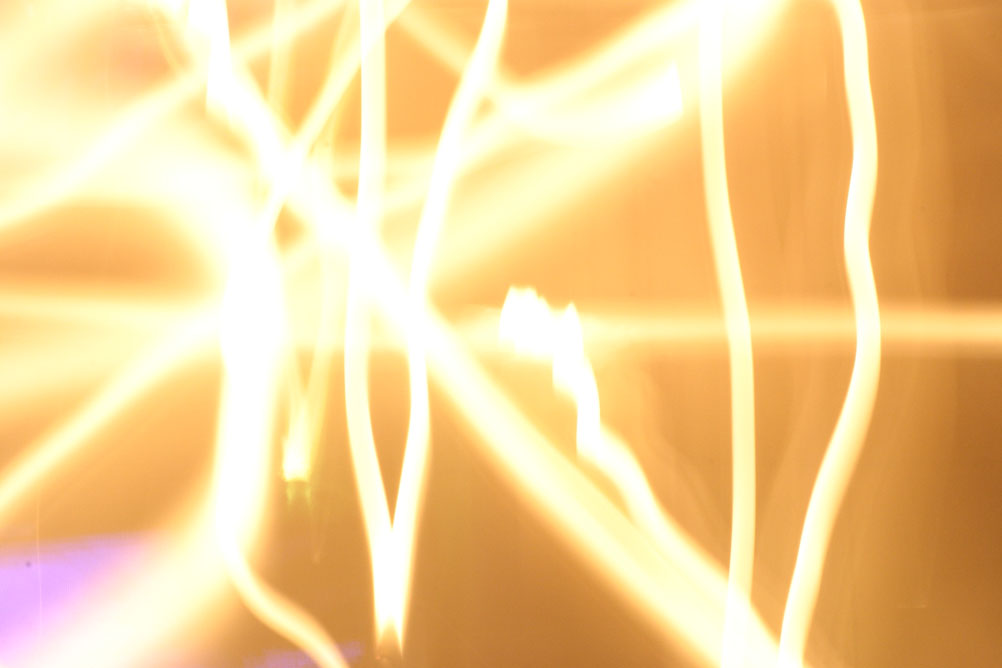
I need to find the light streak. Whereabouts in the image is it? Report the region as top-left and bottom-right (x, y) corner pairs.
(396, 5), (683, 145)
(344, 0), (394, 646)
(498, 287), (726, 611)
(388, 0), (780, 294)
(0, 0), (345, 232)
(0, 0), (924, 666)
(283, 301), (1002, 357)
(697, 2), (758, 665)
(777, 1), (882, 667)
(397, 0), (507, 646)
(534, 304), (1002, 355)
(335, 239), (784, 666)
(213, 231), (348, 668)
(403, 278), (782, 667)
(156, 1), (357, 665)
(498, 287), (602, 445)
(267, 0), (297, 115)
(0, 286), (203, 330)
(0, 317), (213, 530)
(218, 68), (786, 664)
(348, 0), (507, 647)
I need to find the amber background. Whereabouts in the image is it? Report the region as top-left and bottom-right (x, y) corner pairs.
(1, 0), (1001, 666)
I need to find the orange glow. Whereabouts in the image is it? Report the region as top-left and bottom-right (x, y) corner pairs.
(2, 0), (1000, 667)
(698, 3), (757, 664)
(778, 2), (881, 666)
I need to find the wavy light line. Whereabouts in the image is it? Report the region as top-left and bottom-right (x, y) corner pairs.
(185, 2), (350, 665)
(397, 0), (507, 646)
(343, 0), (394, 645)
(777, 1), (882, 666)
(698, 2), (757, 665)
(186, 11), (783, 659)
(255, 114), (787, 665)
(0, 1), (898, 666)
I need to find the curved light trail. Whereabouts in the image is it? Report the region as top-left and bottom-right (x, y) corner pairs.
(697, 2), (757, 665)
(777, 1), (882, 666)
(2, 0), (981, 667)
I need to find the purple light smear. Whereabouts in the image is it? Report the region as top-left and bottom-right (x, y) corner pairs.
(0, 533), (150, 660)
(248, 643), (364, 668)
(0, 532), (363, 667)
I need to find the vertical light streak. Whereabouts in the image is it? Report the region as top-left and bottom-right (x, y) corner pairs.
(269, 0), (414, 490)
(346, 0), (507, 647)
(698, 2), (757, 665)
(210, 109), (349, 668)
(188, 0), (398, 491)
(397, 0), (507, 645)
(278, 0), (415, 486)
(271, 76), (784, 668)
(267, 0), (296, 114)
(273, 0), (411, 199)
(278, 11), (358, 484)
(187, 2), (349, 666)
(279, 120), (786, 662)
(344, 0), (395, 645)
(0, 0), (854, 663)
(186, 0), (235, 119)
(356, 266), (782, 667)
(161, 0), (427, 653)
(282, 186), (344, 485)
(777, 1), (881, 666)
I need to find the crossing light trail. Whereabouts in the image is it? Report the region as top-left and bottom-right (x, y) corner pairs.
(697, 2), (757, 664)
(0, 0), (967, 667)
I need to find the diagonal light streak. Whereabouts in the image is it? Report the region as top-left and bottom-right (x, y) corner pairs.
(187, 2), (788, 658)
(0, 0), (345, 231)
(0, 316), (214, 530)
(0, 1), (896, 666)
(347, 237), (786, 668)
(396, 0), (507, 646)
